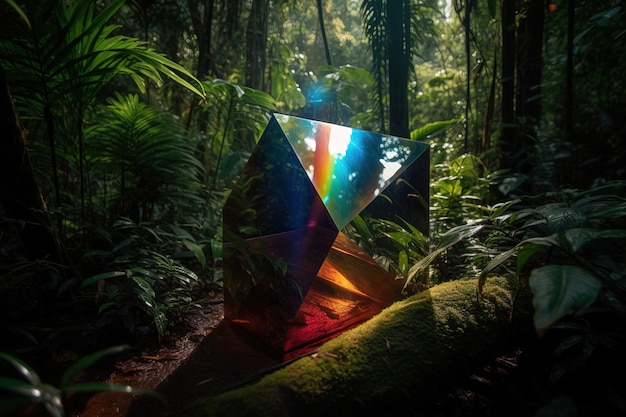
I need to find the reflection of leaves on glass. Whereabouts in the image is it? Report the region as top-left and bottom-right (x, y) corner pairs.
(223, 237), (288, 315)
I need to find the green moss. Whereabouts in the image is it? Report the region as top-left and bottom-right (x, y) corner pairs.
(174, 277), (532, 417)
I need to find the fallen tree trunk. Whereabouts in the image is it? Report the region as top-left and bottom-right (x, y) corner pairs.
(174, 276), (534, 417)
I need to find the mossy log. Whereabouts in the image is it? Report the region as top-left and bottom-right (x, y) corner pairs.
(174, 277), (533, 417)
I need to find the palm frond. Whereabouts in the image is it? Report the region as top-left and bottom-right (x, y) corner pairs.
(86, 93), (203, 222)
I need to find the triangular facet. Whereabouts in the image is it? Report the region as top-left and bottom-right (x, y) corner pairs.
(274, 114), (429, 230)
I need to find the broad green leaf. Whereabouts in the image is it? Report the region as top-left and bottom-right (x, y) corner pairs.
(168, 224), (194, 241)
(80, 271), (127, 288)
(410, 119), (457, 141)
(182, 240), (207, 268)
(529, 265), (602, 335)
(0, 352), (41, 386)
(210, 238), (223, 260)
(546, 207), (585, 233)
(384, 231), (412, 246)
(497, 174), (527, 196)
(516, 242), (545, 274)
(129, 275), (156, 300)
(477, 234), (558, 291)
(586, 203), (626, 221)
(0, 376), (42, 397)
(405, 224), (484, 290)
(351, 214), (374, 242)
(490, 198), (522, 218)
(438, 224), (485, 248)
(563, 228), (626, 252)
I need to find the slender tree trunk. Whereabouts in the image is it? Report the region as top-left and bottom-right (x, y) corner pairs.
(515, 0), (544, 177)
(317, 0), (332, 66)
(566, 0), (575, 184)
(245, 0), (269, 90)
(516, 0), (544, 125)
(500, 0), (516, 170)
(189, 0), (214, 79)
(387, 0), (409, 138)
(0, 68), (67, 268)
(463, 1), (471, 152)
(482, 49), (497, 152)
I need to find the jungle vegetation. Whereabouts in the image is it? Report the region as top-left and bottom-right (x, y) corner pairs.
(0, 0), (625, 416)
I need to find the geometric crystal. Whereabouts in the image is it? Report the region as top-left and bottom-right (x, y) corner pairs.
(223, 114), (429, 359)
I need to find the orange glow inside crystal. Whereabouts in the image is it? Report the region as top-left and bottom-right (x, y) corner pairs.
(222, 114), (429, 359)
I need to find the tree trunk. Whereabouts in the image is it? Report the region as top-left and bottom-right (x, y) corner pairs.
(387, 0), (409, 138)
(515, 0), (545, 178)
(317, 0), (332, 66)
(173, 277), (533, 417)
(515, 0), (544, 127)
(565, 0), (575, 184)
(188, 0), (214, 79)
(500, 0), (517, 171)
(0, 68), (67, 267)
(245, 0), (269, 90)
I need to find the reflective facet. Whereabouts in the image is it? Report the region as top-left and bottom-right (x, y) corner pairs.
(223, 114), (429, 359)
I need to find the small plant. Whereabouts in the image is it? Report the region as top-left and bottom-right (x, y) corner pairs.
(403, 153), (493, 285)
(80, 218), (203, 342)
(476, 181), (626, 332)
(81, 252), (200, 342)
(345, 214), (429, 289)
(0, 345), (158, 417)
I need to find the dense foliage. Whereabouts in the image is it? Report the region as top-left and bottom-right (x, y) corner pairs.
(0, 0), (624, 416)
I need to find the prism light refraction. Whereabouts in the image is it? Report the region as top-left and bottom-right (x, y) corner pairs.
(223, 114), (429, 359)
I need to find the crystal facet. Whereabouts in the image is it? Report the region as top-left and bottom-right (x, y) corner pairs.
(223, 114), (429, 358)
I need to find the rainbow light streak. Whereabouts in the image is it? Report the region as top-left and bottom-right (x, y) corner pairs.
(277, 114), (422, 230)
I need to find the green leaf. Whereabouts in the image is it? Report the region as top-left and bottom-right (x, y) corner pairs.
(351, 214), (374, 242)
(563, 228), (626, 252)
(478, 235), (559, 292)
(438, 224), (485, 249)
(130, 275), (156, 301)
(0, 376), (42, 397)
(405, 224), (485, 290)
(516, 242), (545, 274)
(81, 271), (127, 288)
(182, 240), (207, 268)
(490, 199), (522, 218)
(529, 265), (602, 335)
(398, 250), (409, 274)
(5, 0), (31, 29)
(586, 203), (626, 221)
(0, 352), (41, 386)
(410, 119), (457, 141)
(545, 207), (585, 233)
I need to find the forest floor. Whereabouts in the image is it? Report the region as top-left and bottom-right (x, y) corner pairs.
(0, 272), (552, 417)
(6, 283), (539, 417)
